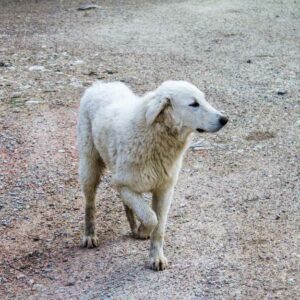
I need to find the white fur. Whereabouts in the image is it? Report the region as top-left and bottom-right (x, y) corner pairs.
(77, 80), (227, 270)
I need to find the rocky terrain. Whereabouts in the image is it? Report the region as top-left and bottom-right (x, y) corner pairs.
(0, 0), (299, 299)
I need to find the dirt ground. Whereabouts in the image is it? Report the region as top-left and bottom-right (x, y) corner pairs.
(0, 0), (299, 299)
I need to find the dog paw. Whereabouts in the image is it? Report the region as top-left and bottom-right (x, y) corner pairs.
(149, 254), (168, 271)
(81, 235), (99, 248)
(133, 224), (151, 239)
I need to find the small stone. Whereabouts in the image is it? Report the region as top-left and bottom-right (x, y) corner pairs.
(0, 61), (12, 67)
(87, 71), (97, 76)
(43, 89), (57, 93)
(77, 4), (101, 11)
(65, 279), (76, 286)
(277, 90), (287, 96)
(294, 120), (300, 127)
(69, 81), (82, 87)
(190, 139), (205, 149)
(246, 59), (252, 63)
(105, 69), (117, 75)
(72, 60), (84, 65)
(33, 284), (45, 291)
(0, 277), (7, 284)
(29, 65), (45, 71)
(25, 100), (41, 105)
(11, 92), (22, 98)
(2, 221), (8, 227)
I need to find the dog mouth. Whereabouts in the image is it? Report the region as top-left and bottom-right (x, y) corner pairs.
(196, 128), (206, 133)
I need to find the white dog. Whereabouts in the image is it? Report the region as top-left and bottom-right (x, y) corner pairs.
(77, 80), (228, 270)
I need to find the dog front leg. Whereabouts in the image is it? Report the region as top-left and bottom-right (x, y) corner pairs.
(150, 185), (174, 271)
(119, 187), (158, 239)
(123, 203), (138, 236)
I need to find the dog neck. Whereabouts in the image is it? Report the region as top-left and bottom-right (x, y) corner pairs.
(148, 121), (193, 157)
(138, 93), (193, 164)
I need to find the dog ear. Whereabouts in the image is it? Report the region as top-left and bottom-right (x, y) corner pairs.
(146, 96), (171, 125)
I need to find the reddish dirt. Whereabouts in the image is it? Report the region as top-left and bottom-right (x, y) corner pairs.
(0, 0), (299, 299)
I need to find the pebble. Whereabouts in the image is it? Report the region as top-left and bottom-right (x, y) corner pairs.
(294, 120), (300, 127)
(69, 81), (83, 87)
(17, 274), (26, 279)
(29, 65), (45, 71)
(0, 61), (12, 67)
(77, 4), (101, 11)
(277, 90), (287, 96)
(25, 100), (42, 105)
(65, 279), (76, 286)
(72, 60), (84, 65)
(33, 284), (46, 291)
(190, 139), (205, 149)
(1, 220), (8, 226)
(22, 84), (32, 90)
(11, 92), (22, 98)
(193, 164), (202, 170)
(43, 88), (57, 93)
(0, 277), (7, 284)
(231, 136), (242, 142)
(105, 69), (117, 74)
(86, 70), (98, 76)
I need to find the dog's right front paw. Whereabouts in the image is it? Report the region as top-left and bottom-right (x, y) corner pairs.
(81, 235), (99, 248)
(149, 253), (168, 271)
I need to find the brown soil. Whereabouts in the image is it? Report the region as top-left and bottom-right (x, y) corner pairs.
(0, 1), (299, 299)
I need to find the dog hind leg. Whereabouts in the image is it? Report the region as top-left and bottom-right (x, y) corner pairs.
(79, 150), (105, 248)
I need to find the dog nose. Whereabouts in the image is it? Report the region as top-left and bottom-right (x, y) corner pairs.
(219, 116), (228, 126)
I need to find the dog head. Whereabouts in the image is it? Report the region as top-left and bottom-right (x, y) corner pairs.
(146, 81), (228, 133)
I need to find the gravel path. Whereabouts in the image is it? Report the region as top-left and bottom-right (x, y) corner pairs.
(0, 0), (299, 299)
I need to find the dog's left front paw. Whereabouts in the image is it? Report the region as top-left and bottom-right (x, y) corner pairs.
(133, 224), (151, 239)
(149, 254), (168, 271)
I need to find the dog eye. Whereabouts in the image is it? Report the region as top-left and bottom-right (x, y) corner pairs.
(189, 101), (199, 107)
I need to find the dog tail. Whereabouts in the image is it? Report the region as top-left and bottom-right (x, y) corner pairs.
(77, 91), (95, 158)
